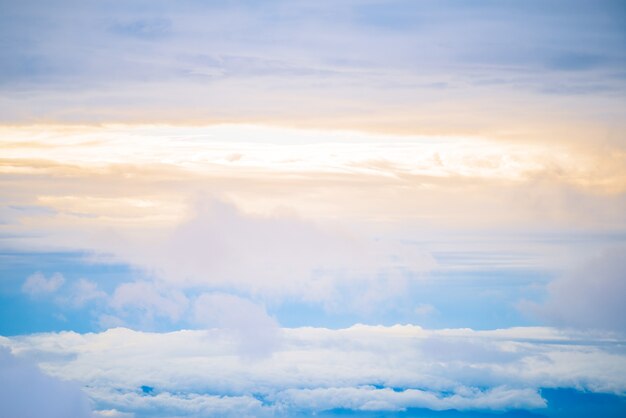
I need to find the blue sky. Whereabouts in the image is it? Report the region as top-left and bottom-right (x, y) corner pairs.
(0, 1), (625, 417)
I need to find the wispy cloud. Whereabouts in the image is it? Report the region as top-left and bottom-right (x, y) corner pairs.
(22, 272), (65, 296)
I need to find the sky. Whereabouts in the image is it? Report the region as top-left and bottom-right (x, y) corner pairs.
(0, 1), (625, 417)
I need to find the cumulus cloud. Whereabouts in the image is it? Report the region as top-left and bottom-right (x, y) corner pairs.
(110, 282), (189, 323)
(88, 288), (282, 357)
(21, 272), (65, 296)
(521, 248), (626, 334)
(2, 325), (624, 417)
(61, 278), (107, 308)
(274, 386), (545, 412)
(90, 390), (265, 418)
(115, 197), (433, 306)
(0, 346), (92, 418)
(193, 293), (281, 359)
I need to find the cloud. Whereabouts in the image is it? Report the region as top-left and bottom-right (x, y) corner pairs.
(0, 0), (624, 147)
(110, 281), (189, 323)
(100, 287), (282, 357)
(0, 346), (92, 418)
(97, 314), (126, 330)
(89, 390), (265, 418)
(112, 197), (433, 305)
(274, 386), (545, 412)
(93, 409), (134, 418)
(414, 303), (437, 317)
(22, 272), (65, 296)
(61, 278), (107, 308)
(1, 125), (624, 331)
(193, 293), (281, 359)
(2, 325), (624, 417)
(521, 248), (626, 334)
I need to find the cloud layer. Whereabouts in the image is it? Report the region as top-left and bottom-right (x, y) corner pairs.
(3, 325), (625, 417)
(1, 0), (625, 147)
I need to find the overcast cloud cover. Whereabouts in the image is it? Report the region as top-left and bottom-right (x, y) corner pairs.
(1, 0), (625, 142)
(1, 1), (625, 417)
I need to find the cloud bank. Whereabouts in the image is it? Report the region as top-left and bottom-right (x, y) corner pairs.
(2, 325), (625, 417)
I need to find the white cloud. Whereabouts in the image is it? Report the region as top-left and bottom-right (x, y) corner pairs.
(0, 346), (92, 418)
(521, 248), (626, 334)
(22, 272), (65, 296)
(2, 325), (625, 417)
(94, 409), (134, 418)
(192, 293), (281, 359)
(111, 197), (434, 305)
(89, 390), (266, 418)
(61, 278), (107, 308)
(274, 386), (545, 412)
(110, 282), (189, 323)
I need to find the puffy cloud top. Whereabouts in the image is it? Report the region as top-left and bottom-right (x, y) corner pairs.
(2, 325), (625, 417)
